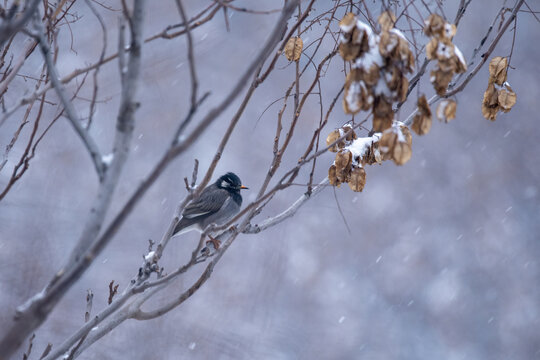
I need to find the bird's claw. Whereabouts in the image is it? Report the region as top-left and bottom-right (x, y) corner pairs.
(206, 235), (221, 250)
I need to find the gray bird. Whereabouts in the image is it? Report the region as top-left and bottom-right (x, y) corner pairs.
(172, 172), (248, 239)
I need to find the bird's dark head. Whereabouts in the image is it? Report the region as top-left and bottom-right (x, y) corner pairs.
(216, 172), (248, 192)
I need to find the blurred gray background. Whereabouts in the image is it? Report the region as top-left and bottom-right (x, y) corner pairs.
(0, 0), (539, 359)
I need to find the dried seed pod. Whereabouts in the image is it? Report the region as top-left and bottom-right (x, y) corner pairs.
(488, 57), (508, 85)
(379, 31), (399, 58)
(335, 150), (352, 173)
(378, 131), (397, 156)
(329, 164), (340, 187)
(443, 23), (457, 39)
(348, 166), (367, 192)
(399, 125), (413, 146)
(483, 83), (499, 107)
(378, 11), (396, 32)
(326, 130), (343, 152)
(363, 64), (380, 87)
(284, 37), (303, 61)
(373, 96), (394, 131)
(425, 38), (438, 60)
(436, 99), (457, 123)
(411, 95), (432, 135)
(392, 141), (412, 166)
(342, 124), (357, 141)
(424, 14), (446, 38)
(498, 86), (517, 112)
(482, 102), (498, 121)
(339, 43), (363, 62)
(430, 68), (454, 96)
(339, 13), (356, 33)
(397, 37), (415, 73)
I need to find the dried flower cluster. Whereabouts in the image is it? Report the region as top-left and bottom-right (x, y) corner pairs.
(481, 56), (517, 121)
(424, 14), (467, 96)
(338, 11), (415, 132)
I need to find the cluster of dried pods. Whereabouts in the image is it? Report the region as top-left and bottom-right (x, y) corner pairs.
(339, 11), (415, 132)
(326, 123), (413, 192)
(327, 12), (516, 192)
(424, 14), (467, 95)
(482, 56), (517, 121)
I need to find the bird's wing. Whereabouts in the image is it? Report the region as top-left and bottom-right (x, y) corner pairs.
(182, 188), (229, 219)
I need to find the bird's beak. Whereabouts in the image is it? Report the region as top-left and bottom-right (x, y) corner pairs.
(240, 185), (249, 190)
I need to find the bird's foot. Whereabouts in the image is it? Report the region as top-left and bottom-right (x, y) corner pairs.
(206, 235), (221, 250)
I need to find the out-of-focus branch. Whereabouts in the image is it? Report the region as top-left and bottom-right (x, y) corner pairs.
(175, 0), (198, 108)
(33, 18), (106, 181)
(0, 0), (41, 47)
(0, 2), (146, 357)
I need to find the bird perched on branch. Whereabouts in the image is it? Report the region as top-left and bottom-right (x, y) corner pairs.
(172, 172), (248, 249)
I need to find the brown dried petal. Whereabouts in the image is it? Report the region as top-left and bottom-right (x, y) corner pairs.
(378, 11), (396, 32)
(348, 166), (367, 192)
(339, 43), (362, 61)
(488, 56), (508, 85)
(284, 37), (303, 61)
